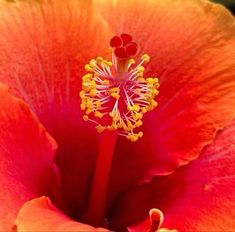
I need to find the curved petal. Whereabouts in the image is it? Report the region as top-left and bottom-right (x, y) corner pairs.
(128, 208), (178, 232)
(94, 0), (235, 206)
(16, 196), (109, 232)
(0, 0), (111, 124)
(161, 120), (235, 231)
(0, 84), (56, 231)
(0, 0), (113, 218)
(108, 120), (235, 231)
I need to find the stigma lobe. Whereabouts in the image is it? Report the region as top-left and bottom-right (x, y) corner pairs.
(110, 33), (138, 59)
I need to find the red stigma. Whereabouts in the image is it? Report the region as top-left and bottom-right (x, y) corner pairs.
(110, 36), (122, 47)
(110, 33), (138, 59)
(125, 42), (138, 57)
(114, 47), (127, 59)
(120, 33), (133, 45)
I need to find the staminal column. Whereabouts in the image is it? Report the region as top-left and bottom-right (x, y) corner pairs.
(84, 131), (118, 226)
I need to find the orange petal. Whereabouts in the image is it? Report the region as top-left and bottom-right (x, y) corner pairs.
(94, 0), (235, 201)
(0, 84), (56, 231)
(160, 120), (235, 231)
(16, 196), (109, 232)
(108, 120), (235, 231)
(0, 0), (111, 123)
(0, 0), (113, 219)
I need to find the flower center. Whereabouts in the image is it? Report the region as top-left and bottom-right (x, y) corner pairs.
(80, 33), (159, 142)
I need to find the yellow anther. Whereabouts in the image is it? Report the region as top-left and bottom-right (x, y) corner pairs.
(128, 104), (140, 112)
(132, 104), (140, 112)
(146, 77), (158, 85)
(82, 82), (92, 91)
(80, 91), (85, 98)
(86, 109), (93, 115)
(127, 131), (143, 142)
(138, 66), (145, 73)
(109, 111), (120, 122)
(90, 89), (96, 97)
(96, 124), (106, 133)
(127, 104), (132, 111)
(109, 87), (120, 99)
(127, 120), (134, 130)
(146, 77), (153, 84)
(82, 73), (92, 81)
(94, 101), (101, 108)
(89, 59), (97, 67)
(138, 131), (143, 138)
(85, 64), (94, 72)
(103, 80), (110, 85)
(142, 108), (147, 113)
(108, 123), (118, 131)
(96, 57), (103, 63)
(119, 121), (128, 131)
(127, 133), (139, 142)
(151, 99), (158, 108)
(94, 111), (104, 118)
(139, 72), (144, 77)
(104, 60), (112, 66)
(132, 112), (143, 120)
(83, 115), (89, 121)
(137, 77), (146, 83)
(86, 99), (93, 108)
(80, 103), (86, 110)
(110, 87), (119, 93)
(91, 80), (96, 88)
(152, 89), (159, 96)
(128, 58), (136, 66)
(135, 120), (143, 127)
(111, 93), (120, 99)
(117, 123), (122, 129)
(147, 99), (158, 110)
(141, 54), (150, 63)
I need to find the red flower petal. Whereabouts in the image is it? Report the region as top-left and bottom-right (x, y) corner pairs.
(0, 1), (111, 124)
(109, 120), (235, 231)
(0, 0), (112, 218)
(16, 196), (109, 232)
(94, 0), (235, 205)
(0, 84), (56, 230)
(1, 1), (235, 227)
(161, 120), (235, 231)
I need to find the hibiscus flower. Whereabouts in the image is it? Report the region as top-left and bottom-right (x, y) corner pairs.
(0, 0), (235, 231)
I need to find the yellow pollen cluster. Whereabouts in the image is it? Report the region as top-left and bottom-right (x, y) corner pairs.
(80, 54), (159, 142)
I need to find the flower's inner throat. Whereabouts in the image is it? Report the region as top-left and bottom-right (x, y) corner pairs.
(80, 33), (159, 141)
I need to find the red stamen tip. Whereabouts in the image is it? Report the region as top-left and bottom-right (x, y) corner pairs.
(110, 35), (122, 48)
(125, 42), (138, 57)
(110, 33), (138, 59)
(120, 33), (133, 45)
(115, 47), (128, 59)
